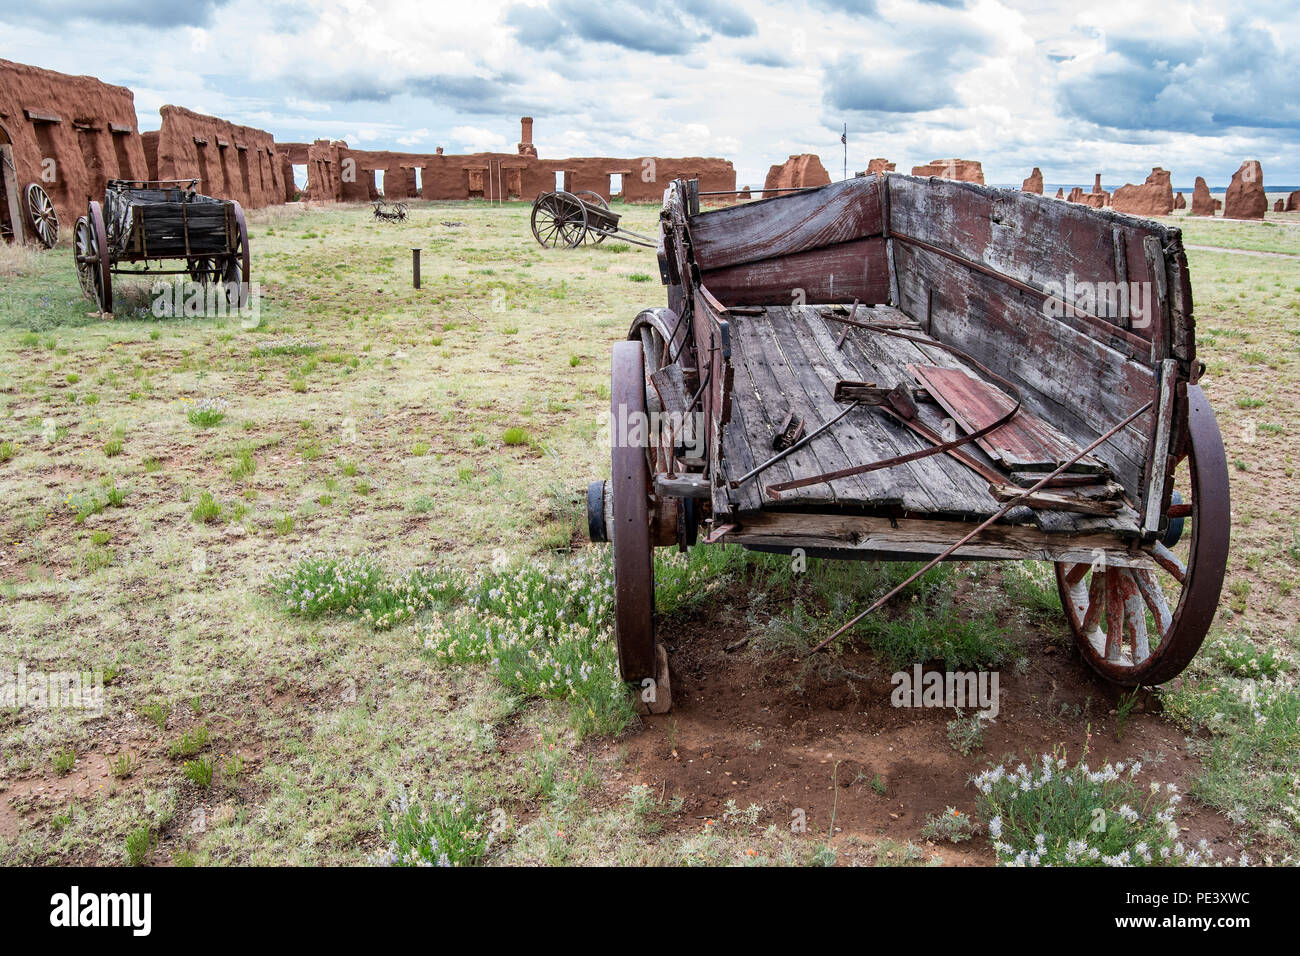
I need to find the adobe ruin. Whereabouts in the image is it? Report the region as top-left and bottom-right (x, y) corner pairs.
(764, 154), (831, 192)
(144, 106), (286, 209)
(1190, 177), (1214, 216)
(281, 120), (736, 204)
(1174, 192), (1186, 210)
(910, 159), (984, 184)
(1223, 160), (1266, 220)
(1110, 167), (1174, 217)
(1287, 190), (1300, 211)
(0, 58), (148, 238)
(1021, 167), (1043, 194)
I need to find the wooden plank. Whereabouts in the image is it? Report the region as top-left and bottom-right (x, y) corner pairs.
(892, 240), (1153, 496)
(886, 174), (1191, 352)
(719, 398), (764, 514)
(1142, 235), (1171, 363)
(1142, 359), (1178, 535)
(757, 307), (901, 508)
(801, 306), (995, 515)
(834, 312), (1004, 513)
(728, 311), (838, 504)
(726, 510), (1154, 567)
(908, 364), (1106, 473)
(688, 177), (883, 271)
(700, 236), (889, 306)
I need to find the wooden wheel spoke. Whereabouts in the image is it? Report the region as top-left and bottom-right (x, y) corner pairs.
(1064, 562), (1090, 587)
(1132, 569), (1173, 641)
(1104, 569), (1124, 662)
(1150, 541), (1187, 584)
(1118, 570), (1149, 664)
(1079, 569), (1107, 642)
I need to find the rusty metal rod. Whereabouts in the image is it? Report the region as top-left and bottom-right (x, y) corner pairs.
(803, 399), (1154, 657)
(730, 401), (861, 489)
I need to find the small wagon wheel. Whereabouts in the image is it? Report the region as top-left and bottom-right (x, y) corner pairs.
(1054, 385), (1230, 685)
(25, 183), (58, 248)
(610, 339), (657, 681)
(72, 216), (98, 301)
(86, 200), (112, 314)
(573, 190), (609, 245)
(220, 202), (251, 308)
(188, 257), (223, 286)
(530, 190), (587, 248)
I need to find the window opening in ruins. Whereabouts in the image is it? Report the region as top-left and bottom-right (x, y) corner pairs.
(609, 173), (623, 200)
(554, 170), (565, 191)
(291, 164), (307, 198)
(413, 167), (422, 198)
(375, 168), (385, 196)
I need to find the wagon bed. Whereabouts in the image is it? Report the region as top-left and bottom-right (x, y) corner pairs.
(590, 173), (1231, 701)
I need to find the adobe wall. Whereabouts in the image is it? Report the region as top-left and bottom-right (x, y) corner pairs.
(153, 105), (285, 209)
(308, 144), (735, 203)
(0, 57), (148, 232)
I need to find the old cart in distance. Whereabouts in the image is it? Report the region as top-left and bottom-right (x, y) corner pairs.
(588, 175), (1229, 704)
(530, 188), (658, 249)
(73, 179), (250, 314)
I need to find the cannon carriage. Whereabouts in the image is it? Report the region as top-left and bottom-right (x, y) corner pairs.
(588, 175), (1229, 704)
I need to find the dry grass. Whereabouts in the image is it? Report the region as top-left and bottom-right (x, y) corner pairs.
(0, 240), (41, 277)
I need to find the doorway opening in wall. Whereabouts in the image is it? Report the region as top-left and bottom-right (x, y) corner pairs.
(413, 167), (422, 199)
(375, 169), (386, 196)
(0, 124), (21, 243)
(554, 170), (565, 191)
(291, 164), (307, 200)
(238, 147), (252, 203)
(609, 173), (623, 200)
(194, 143), (212, 193)
(31, 119), (68, 208)
(111, 130), (134, 180)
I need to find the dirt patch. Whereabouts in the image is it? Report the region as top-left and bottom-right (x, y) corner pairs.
(601, 592), (1246, 864)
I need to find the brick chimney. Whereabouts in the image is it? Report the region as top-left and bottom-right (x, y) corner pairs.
(518, 116), (537, 158)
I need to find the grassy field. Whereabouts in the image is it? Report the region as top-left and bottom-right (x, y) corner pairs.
(0, 198), (1296, 866)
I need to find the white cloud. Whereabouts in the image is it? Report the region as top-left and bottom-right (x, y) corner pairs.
(2, 0), (1297, 186)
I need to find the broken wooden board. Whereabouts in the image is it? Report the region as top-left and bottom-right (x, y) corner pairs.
(907, 364), (1108, 475)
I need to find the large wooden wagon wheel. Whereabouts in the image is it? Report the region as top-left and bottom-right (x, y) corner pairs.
(78, 201), (112, 313)
(573, 190), (608, 245)
(26, 183), (58, 248)
(530, 190), (587, 248)
(610, 339), (657, 681)
(1054, 385), (1230, 685)
(219, 202), (251, 308)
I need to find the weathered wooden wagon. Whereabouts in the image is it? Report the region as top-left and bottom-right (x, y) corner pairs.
(530, 189), (658, 249)
(587, 175), (1229, 703)
(73, 179), (250, 314)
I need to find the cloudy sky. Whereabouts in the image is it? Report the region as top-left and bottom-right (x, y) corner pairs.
(3, 0), (1298, 188)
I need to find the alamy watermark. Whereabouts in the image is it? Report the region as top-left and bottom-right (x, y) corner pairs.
(891, 663), (999, 719)
(1, 663), (104, 717)
(1042, 273), (1151, 329)
(150, 277), (262, 327)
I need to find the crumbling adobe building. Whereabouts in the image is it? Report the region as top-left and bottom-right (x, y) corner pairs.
(279, 119), (736, 204)
(0, 58), (148, 239)
(143, 106), (286, 209)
